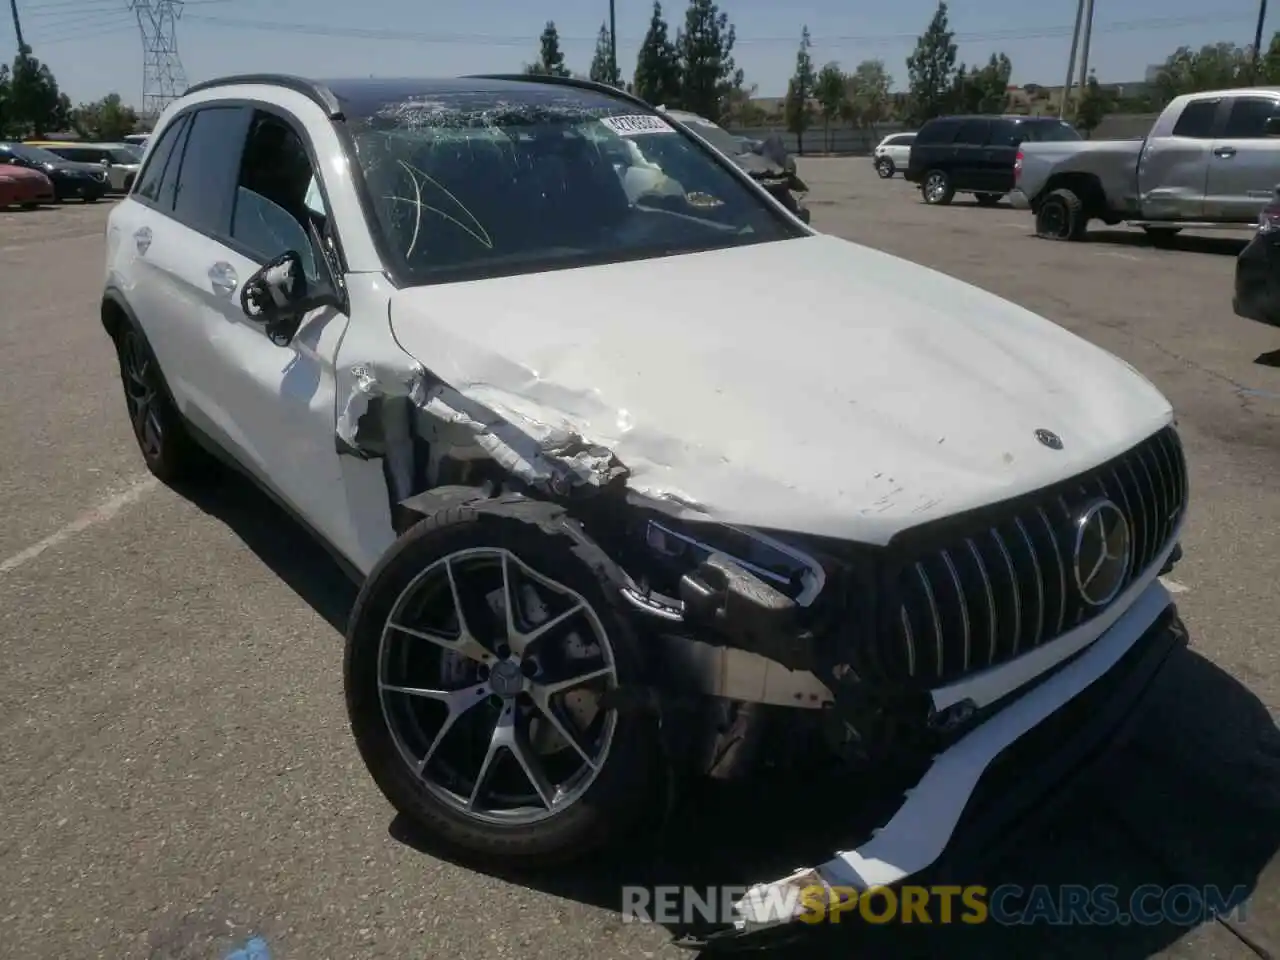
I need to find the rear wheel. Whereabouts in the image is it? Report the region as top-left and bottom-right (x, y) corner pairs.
(345, 501), (664, 868)
(876, 157), (894, 178)
(113, 315), (213, 484)
(1035, 188), (1088, 241)
(922, 169), (954, 205)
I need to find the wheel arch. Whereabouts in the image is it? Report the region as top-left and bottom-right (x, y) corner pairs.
(1035, 172), (1106, 218)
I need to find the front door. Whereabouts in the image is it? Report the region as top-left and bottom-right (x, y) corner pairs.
(1137, 96), (1221, 219)
(1205, 94), (1280, 221)
(149, 102), (362, 565)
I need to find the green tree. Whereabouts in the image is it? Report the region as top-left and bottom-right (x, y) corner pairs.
(905, 1), (957, 123)
(71, 93), (139, 141)
(525, 21), (570, 77)
(784, 27), (817, 150)
(0, 64), (11, 138)
(1074, 71), (1115, 136)
(951, 52), (1011, 113)
(845, 59), (893, 130)
(814, 62), (846, 145)
(676, 0), (743, 122)
(1259, 31), (1280, 84)
(633, 1), (682, 106)
(1154, 42), (1247, 103)
(588, 22), (621, 86)
(8, 47), (69, 137)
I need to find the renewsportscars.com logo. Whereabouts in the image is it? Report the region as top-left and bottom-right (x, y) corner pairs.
(622, 883), (1251, 927)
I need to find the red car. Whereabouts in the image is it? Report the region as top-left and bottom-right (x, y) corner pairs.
(0, 163), (56, 208)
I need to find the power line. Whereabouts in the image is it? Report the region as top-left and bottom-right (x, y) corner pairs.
(181, 11), (1258, 48)
(41, 20), (135, 46)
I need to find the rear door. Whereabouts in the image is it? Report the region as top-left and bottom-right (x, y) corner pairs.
(1205, 93), (1280, 221)
(950, 118), (993, 191)
(1137, 95), (1222, 219)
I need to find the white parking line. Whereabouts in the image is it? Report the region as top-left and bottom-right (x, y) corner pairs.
(0, 476), (159, 576)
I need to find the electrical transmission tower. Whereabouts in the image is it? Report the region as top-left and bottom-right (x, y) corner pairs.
(128, 0), (189, 119)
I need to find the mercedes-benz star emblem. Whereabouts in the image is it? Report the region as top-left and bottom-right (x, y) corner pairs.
(489, 660), (524, 697)
(1035, 429), (1064, 450)
(1073, 499), (1132, 607)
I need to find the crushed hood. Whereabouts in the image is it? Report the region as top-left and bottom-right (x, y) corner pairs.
(387, 234), (1172, 544)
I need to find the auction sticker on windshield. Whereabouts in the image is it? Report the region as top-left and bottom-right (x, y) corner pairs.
(601, 115), (676, 136)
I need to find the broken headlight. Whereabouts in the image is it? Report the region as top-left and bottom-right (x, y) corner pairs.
(640, 518), (824, 607)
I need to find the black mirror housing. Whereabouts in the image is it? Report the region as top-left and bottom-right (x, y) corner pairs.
(241, 250), (314, 345)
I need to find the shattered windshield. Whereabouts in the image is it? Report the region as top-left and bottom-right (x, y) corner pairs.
(348, 88), (799, 284)
(667, 113), (745, 158)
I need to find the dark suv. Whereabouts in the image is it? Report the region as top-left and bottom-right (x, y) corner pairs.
(905, 115), (1080, 206)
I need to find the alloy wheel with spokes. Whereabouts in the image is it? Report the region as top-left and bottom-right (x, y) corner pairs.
(923, 170), (953, 205)
(346, 503), (663, 866)
(378, 547), (617, 824)
(119, 329), (164, 463)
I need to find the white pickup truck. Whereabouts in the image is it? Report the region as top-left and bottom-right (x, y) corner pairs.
(1010, 86), (1280, 242)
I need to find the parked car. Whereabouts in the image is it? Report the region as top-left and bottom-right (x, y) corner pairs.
(123, 133), (150, 147)
(102, 73), (1190, 947)
(658, 107), (810, 223)
(1012, 87), (1280, 242)
(0, 162), (55, 208)
(1233, 186), (1280, 327)
(0, 142), (108, 202)
(873, 131), (916, 178)
(906, 115), (1080, 205)
(27, 140), (142, 193)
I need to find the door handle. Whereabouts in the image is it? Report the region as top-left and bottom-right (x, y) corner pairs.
(1214, 146), (1237, 158)
(208, 262), (238, 296)
(133, 227), (151, 254)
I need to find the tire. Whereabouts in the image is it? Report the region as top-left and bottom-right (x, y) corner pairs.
(922, 169), (954, 205)
(1035, 188), (1088, 241)
(123, 174), (135, 193)
(975, 193), (1002, 207)
(876, 157), (894, 178)
(1143, 226), (1181, 246)
(20, 202), (38, 209)
(112, 312), (214, 484)
(345, 499), (665, 869)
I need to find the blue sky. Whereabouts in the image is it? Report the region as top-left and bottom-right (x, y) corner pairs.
(1, 0), (1268, 107)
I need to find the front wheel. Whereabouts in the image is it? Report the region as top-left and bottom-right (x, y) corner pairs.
(876, 157), (894, 178)
(344, 500), (665, 868)
(922, 169), (954, 205)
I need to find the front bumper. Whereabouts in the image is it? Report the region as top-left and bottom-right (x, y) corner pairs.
(681, 579), (1185, 950)
(1008, 189), (1032, 211)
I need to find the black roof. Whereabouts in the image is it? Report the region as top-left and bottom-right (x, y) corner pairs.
(182, 73), (649, 121)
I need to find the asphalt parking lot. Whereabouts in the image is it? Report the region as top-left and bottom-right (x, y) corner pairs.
(1, 161), (1278, 960)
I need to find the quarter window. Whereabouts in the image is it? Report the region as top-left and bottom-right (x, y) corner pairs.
(1222, 97), (1280, 138)
(1172, 99), (1219, 138)
(172, 106), (250, 232)
(953, 119), (991, 145)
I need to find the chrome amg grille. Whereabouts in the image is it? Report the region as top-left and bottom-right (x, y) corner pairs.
(883, 427), (1186, 684)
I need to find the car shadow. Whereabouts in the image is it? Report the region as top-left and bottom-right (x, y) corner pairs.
(1085, 230), (1250, 256)
(166, 476), (1280, 958)
(171, 470), (358, 632)
(1255, 348), (1280, 368)
(389, 646), (1280, 959)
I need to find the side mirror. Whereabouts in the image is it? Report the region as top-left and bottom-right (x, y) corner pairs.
(100, 157), (111, 166)
(1265, 116), (1280, 136)
(240, 250), (330, 346)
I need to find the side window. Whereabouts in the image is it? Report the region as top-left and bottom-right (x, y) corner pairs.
(918, 120), (960, 145)
(135, 115), (189, 203)
(1222, 97), (1279, 138)
(1172, 100), (1219, 138)
(172, 106), (250, 233)
(954, 119), (991, 145)
(229, 111), (326, 281)
(989, 120), (1021, 146)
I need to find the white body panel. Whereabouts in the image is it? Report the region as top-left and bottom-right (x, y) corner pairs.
(387, 233), (1172, 545)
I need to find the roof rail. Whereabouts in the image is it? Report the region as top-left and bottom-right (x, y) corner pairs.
(464, 73), (656, 113)
(181, 74), (343, 119)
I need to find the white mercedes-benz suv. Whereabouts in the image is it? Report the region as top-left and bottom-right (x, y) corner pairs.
(101, 73), (1189, 945)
